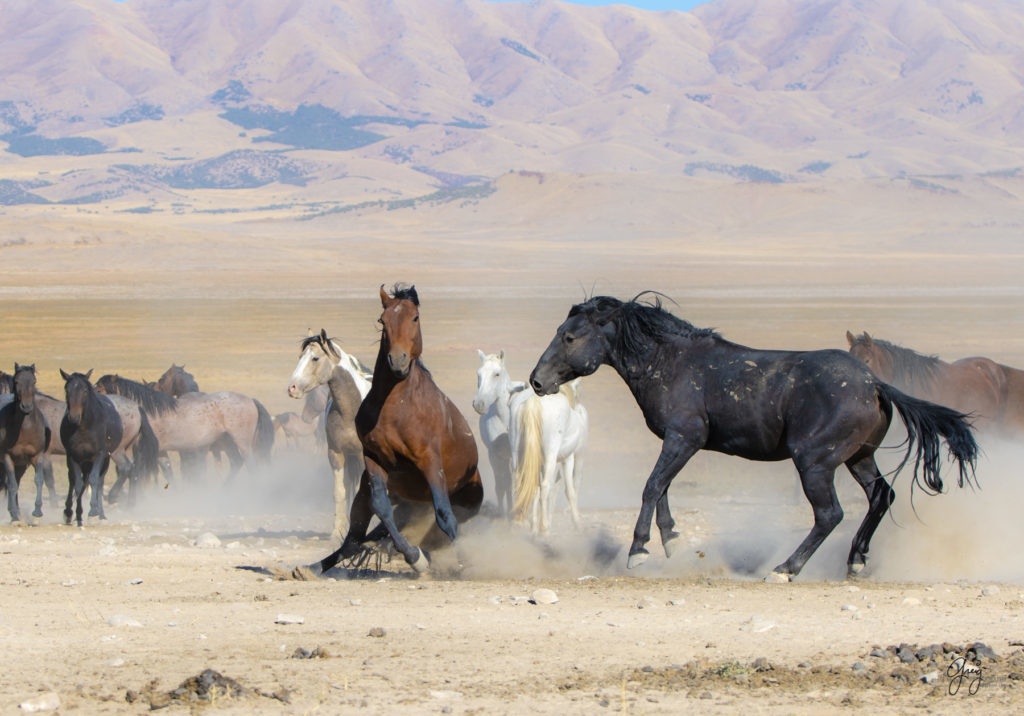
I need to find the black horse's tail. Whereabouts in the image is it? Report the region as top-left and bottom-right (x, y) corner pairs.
(876, 382), (978, 495)
(134, 409), (161, 483)
(253, 400), (275, 463)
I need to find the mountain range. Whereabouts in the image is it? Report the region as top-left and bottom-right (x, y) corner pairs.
(1, 0), (1023, 212)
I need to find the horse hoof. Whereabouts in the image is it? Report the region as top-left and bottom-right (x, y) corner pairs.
(626, 551), (649, 569)
(662, 534), (681, 558)
(292, 564), (321, 581)
(847, 561), (865, 579)
(32, 509), (42, 518)
(764, 572), (792, 583)
(409, 549), (430, 574)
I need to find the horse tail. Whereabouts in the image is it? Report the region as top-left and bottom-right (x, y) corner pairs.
(252, 400), (275, 463)
(512, 396), (544, 522)
(876, 382), (978, 495)
(134, 409), (161, 483)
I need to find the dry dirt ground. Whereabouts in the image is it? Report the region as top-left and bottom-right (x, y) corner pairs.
(2, 196), (1024, 713)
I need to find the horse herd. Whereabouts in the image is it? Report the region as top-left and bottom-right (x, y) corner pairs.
(3, 285), (1019, 581)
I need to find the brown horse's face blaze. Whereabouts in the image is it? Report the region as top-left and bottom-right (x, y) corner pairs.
(13, 364), (36, 414)
(379, 288), (422, 379)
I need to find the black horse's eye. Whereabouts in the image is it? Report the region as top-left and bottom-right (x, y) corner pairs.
(564, 332), (576, 344)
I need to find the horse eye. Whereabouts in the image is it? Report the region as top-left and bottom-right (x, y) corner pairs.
(413, 315), (419, 322)
(311, 356), (319, 362)
(564, 332), (576, 344)
(377, 318), (384, 325)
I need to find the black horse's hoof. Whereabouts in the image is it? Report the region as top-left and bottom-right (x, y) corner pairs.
(32, 509), (42, 518)
(626, 549), (649, 569)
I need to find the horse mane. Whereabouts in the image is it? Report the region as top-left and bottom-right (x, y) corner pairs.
(390, 283), (419, 306)
(573, 294), (718, 360)
(0, 370), (11, 392)
(300, 334), (373, 379)
(96, 374), (177, 415)
(866, 338), (942, 389)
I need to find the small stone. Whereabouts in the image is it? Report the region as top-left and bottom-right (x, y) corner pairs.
(275, 614), (304, 625)
(870, 648), (888, 658)
(194, 532), (222, 548)
(637, 596), (658, 609)
(840, 604), (858, 612)
(852, 662), (869, 673)
(751, 657), (773, 672)
(106, 614), (142, 628)
(104, 658), (125, 667)
(901, 597), (921, 606)
(348, 598), (362, 606)
(668, 598), (685, 606)
(367, 626), (386, 638)
(897, 647), (916, 664)
(920, 670), (940, 684)
(428, 690), (462, 699)
(487, 596), (503, 605)
(530, 588), (559, 605)
(981, 585), (1000, 597)
(18, 692), (60, 712)
(740, 615), (776, 633)
(126, 578), (143, 585)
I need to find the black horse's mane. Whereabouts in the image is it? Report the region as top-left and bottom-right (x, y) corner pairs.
(95, 374), (177, 415)
(572, 294), (718, 359)
(864, 338), (942, 389)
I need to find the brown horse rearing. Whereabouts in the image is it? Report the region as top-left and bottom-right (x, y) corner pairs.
(847, 331), (1024, 434)
(314, 285), (483, 575)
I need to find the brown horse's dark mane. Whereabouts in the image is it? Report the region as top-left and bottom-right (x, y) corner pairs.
(390, 284), (419, 305)
(95, 374), (178, 415)
(864, 338), (942, 390)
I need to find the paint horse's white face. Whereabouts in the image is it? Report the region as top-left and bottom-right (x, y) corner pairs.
(287, 336), (337, 399)
(473, 350), (509, 415)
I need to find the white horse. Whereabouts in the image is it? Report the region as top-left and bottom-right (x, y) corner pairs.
(287, 330), (373, 541)
(472, 350), (524, 515)
(473, 349), (588, 534)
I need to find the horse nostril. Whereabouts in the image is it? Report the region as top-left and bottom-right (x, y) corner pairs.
(530, 378), (543, 393)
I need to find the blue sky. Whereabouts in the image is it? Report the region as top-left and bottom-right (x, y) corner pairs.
(491, 1), (707, 8)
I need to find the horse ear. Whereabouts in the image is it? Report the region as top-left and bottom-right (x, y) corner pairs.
(306, 328), (314, 337)
(379, 284), (392, 308)
(85, 369), (93, 380)
(477, 349), (486, 363)
(408, 285), (419, 305)
(14, 362), (20, 372)
(863, 332), (873, 346)
(60, 369), (71, 381)
(319, 328), (329, 344)
(846, 331), (856, 347)
(498, 349), (505, 363)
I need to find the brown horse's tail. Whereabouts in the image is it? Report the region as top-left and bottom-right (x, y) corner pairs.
(253, 400), (275, 463)
(876, 382), (979, 496)
(512, 396), (544, 522)
(134, 409), (161, 483)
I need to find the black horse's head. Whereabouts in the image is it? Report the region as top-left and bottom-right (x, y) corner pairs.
(530, 296), (623, 395)
(61, 369), (94, 425)
(13, 363), (37, 414)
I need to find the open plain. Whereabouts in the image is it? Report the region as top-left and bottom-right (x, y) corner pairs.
(2, 173), (1024, 714)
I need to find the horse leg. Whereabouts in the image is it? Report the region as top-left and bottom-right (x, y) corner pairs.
(489, 435), (512, 516)
(628, 431), (702, 569)
(64, 459), (82, 525)
(771, 462), (843, 580)
(315, 469), (374, 573)
(561, 453), (583, 531)
(33, 454), (51, 518)
(845, 454), (895, 577)
(4, 456), (20, 523)
(327, 449), (348, 542)
(537, 451), (558, 535)
(87, 456), (109, 520)
(369, 468), (429, 572)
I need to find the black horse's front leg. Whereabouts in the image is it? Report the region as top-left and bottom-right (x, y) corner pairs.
(628, 430), (702, 569)
(4, 457), (20, 523)
(314, 468), (375, 574)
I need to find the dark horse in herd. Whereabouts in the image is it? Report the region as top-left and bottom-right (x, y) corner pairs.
(310, 285), (483, 575)
(529, 294), (978, 581)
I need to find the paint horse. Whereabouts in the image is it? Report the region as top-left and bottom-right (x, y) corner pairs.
(287, 330), (372, 541)
(312, 285), (483, 575)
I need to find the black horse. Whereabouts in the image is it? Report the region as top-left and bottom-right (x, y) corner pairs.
(60, 370), (125, 526)
(0, 365), (51, 523)
(529, 294), (979, 580)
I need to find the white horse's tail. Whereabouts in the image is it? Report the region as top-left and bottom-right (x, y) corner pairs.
(512, 396), (544, 522)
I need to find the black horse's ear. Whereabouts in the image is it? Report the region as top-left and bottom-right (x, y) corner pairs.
(85, 369), (93, 380)
(14, 362), (20, 372)
(846, 330), (856, 346)
(60, 369), (71, 381)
